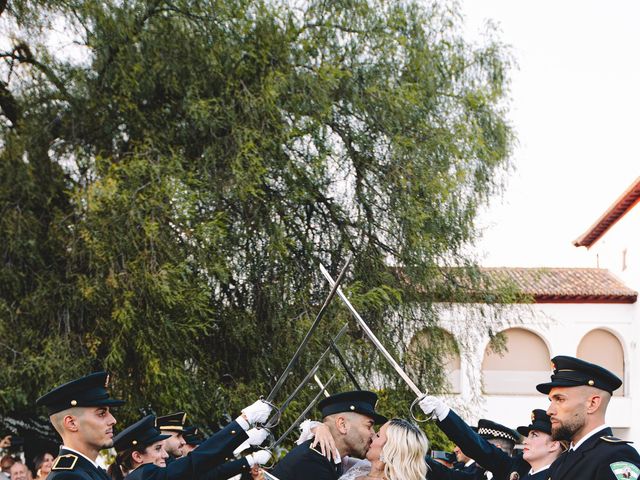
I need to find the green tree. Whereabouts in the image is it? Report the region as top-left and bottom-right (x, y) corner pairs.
(0, 0), (514, 437)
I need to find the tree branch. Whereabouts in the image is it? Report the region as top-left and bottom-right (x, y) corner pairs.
(2, 43), (70, 98)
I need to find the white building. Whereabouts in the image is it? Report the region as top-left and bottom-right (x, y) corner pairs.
(433, 177), (640, 441)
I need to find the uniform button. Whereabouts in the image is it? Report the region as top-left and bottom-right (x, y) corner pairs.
(231, 430), (236, 434)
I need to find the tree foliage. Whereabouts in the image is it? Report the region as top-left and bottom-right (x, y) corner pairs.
(0, 0), (513, 444)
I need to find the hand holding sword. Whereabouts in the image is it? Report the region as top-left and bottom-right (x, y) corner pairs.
(253, 374), (336, 480)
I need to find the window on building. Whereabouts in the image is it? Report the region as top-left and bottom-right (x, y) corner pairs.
(577, 329), (625, 396)
(407, 327), (461, 393)
(482, 328), (550, 395)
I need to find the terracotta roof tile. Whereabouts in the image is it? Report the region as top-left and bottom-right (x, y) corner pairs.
(481, 267), (637, 303)
(574, 177), (640, 248)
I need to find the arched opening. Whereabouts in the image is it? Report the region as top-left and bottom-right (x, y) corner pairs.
(577, 329), (625, 396)
(482, 328), (550, 395)
(407, 327), (461, 393)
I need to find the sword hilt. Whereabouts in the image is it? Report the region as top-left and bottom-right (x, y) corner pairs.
(256, 397), (282, 432)
(409, 394), (430, 423)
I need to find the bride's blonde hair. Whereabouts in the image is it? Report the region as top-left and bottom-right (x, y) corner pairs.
(382, 419), (429, 480)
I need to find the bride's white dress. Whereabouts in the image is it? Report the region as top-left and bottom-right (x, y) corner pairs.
(339, 459), (372, 480)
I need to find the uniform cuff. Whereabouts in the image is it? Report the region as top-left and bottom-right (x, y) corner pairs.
(236, 416), (250, 431)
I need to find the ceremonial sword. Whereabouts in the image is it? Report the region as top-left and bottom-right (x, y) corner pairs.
(319, 264), (424, 397)
(271, 373), (335, 450)
(264, 323), (349, 428)
(265, 255), (352, 403)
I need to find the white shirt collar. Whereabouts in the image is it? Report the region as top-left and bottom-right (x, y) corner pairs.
(61, 446), (100, 468)
(529, 464), (551, 475)
(570, 424), (608, 451)
(464, 459), (475, 467)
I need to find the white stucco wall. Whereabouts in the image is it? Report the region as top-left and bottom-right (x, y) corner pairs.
(434, 301), (638, 443)
(574, 201), (640, 442)
(585, 202), (640, 288)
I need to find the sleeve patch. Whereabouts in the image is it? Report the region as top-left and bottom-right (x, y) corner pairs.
(610, 461), (640, 479)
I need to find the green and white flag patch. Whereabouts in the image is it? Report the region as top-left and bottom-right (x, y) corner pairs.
(610, 462), (640, 479)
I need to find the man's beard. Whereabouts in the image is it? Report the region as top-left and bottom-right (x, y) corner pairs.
(351, 439), (371, 459)
(552, 422), (578, 442)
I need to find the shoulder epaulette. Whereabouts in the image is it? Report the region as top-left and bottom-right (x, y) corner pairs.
(600, 435), (633, 444)
(52, 454), (78, 471)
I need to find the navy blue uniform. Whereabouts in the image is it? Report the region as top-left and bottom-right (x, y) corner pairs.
(526, 470), (549, 480)
(126, 421), (248, 480)
(548, 427), (640, 480)
(47, 449), (111, 480)
(427, 457), (483, 480)
(199, 458), (249, 480)
(270, 440), (341, 480)
(433, 410), (530, 480)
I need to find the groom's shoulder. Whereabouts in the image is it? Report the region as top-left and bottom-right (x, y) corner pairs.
(272, 440), (336, 480)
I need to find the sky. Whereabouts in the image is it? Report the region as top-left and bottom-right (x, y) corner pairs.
(460, 0), (640, 267)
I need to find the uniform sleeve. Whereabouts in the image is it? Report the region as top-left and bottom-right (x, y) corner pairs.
(198, 458), (250, 480)
(594, 445), (640, 480)
(48, 472), (93, 480)
(134, 421), (249, 480)
(436, 410), (515, 478)
(425, 458), (479, 480)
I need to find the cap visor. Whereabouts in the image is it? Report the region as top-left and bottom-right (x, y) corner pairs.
(100, 398), (126, 407)
(536, 379), (581, 394)
(372, 413), (387, 425)
(150, 433), (171, 444)
(516, 426), (530, 436)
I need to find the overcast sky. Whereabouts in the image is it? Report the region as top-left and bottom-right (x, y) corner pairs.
(460, 0), (640, 267)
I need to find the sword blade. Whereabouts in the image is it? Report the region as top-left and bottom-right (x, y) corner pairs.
(272, 373), (336, 450)
(313, 375), (331, 397)
(319, 264), (424, 397)
(266, 254), (353, 402)
(330, 341), (361, 390)
(271, 323), (349, 418)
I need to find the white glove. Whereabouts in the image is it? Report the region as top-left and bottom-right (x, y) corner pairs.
(246, 450), (272, 466)
(247, 427), (269, 445)
(418, 395), (450, 421)
(233, 428), (269, 455)
(242, 399), (272, 426)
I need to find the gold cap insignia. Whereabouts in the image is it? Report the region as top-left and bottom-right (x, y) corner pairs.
(350, 405), (355, 411)
(588, 380), (595, 386)
(70, 400), (77, 406)
(132, 440), (137, 445)
(531, 411), (536, 422)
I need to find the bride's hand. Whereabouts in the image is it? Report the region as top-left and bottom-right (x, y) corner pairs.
(311, 423), (338, 462)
